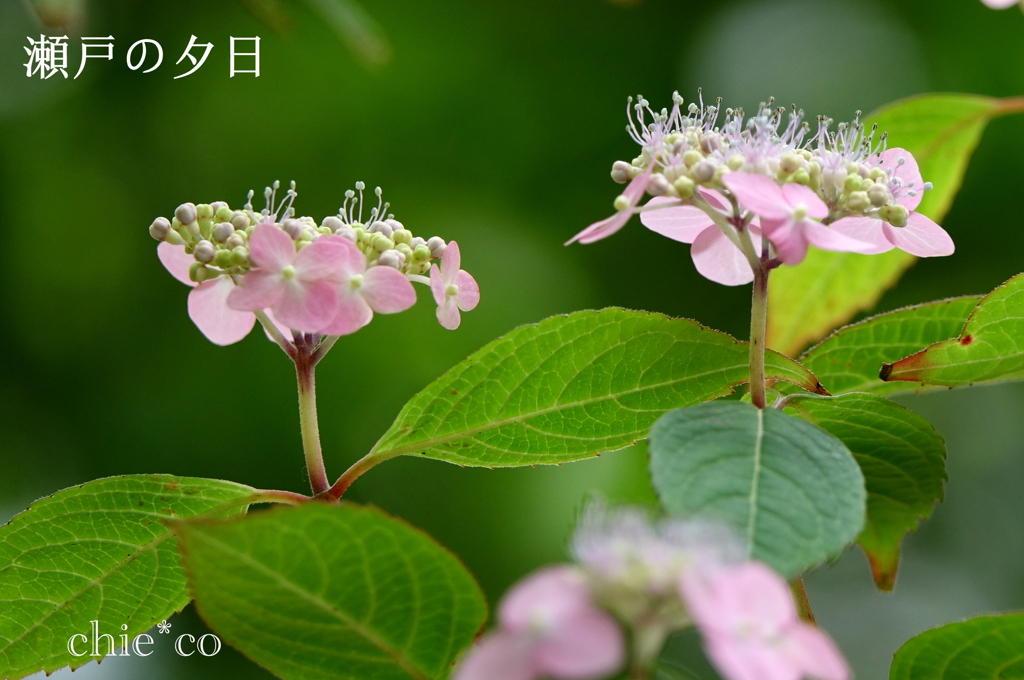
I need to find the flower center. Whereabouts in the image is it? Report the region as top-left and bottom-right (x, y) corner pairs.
(349, 274), (364, 291)
(281, 265), (297, 280)
(446, 283), (459, 298)
(792, 203), (808, 221)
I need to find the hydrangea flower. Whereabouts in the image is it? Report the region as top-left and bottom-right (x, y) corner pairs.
(981, 0), (1020, 8)
(453, 566), (625, 680)
(429, 241), (480, 330)
(569, 92), (955, 284)
(150, 181), (478, 343)
(680, 562), (850, 680)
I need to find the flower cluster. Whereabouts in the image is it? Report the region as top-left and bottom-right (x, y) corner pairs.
(570, 92), (954, 285)
(454, 504), (849, 680)
(150, 181), (479, 344)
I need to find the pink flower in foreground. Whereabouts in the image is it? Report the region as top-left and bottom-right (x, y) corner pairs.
(157, 242), (257, 346)
(680, 562), (850, 680)
(723, 173), (875, 266)
(640, 190), (763, 286)
(566, 170), (652, 245)
(830, 148), (955, 258)
(318, 235), (417, 335)
(430, 241), (480, 330)
(227, 223), (344, 333)
(981, 0), (1019, 8)
(454, 566), (624, 680)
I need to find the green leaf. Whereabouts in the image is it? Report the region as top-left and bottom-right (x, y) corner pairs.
(648, 401), (865, 578)
(890, 613), (1024, 680)
(778, 296), (980, 397)
(768, 94), (1015, 356)
(783, 394), (946, 590)
(0, 475), (254, 680)
(883, 273), (1024, 388)
(369, 308), (825, 469)
(174, 503), (487, 680)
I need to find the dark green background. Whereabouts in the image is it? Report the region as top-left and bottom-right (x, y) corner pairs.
(2, 0), (1023, 678)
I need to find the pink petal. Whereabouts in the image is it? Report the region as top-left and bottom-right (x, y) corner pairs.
(801, 221), (879, 254)
(319, 235), (368, 278)
(763, 219), (809, 265)
(883, 213), (955, 257)
(500, 566), (593, 632)
(780, 184), (828, 219)
(158, 242), (196, 287)
(783, 625), (850, 680)
(227, 270), (284, 311)
(681, 562), (795, 635)
(534, 610), (625, 679)
(271, 280), (339, 332)
(690, 226), (755, 286)
(722, 173), (790, 220)
(703, 635), (798, 680)
(437, 298), (462, 330)
(294, 239), (347, 282)
(700, 188), (732, 212)
(261, 308), (294, 343)
(639, 197), (714, 244)
(248, 223), (295, 272)
(567, 172), (651, 245)
(453, 631), (536, 680)
(441, 241), (462, 284)
(828, 216), (895, 254)
(429, 263), (447, 307)
(360, 266), (416, 314)
(983, 0), (1020, 6)
(879, 148), (924, 210)
(187, 276), (256, 346)
(454, 270), (480, 311)
(320, 291), (373, 336)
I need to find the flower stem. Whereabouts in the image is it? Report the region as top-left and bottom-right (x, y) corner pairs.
(325, 450), (382, 499)
(295, 349), (330, 496)
(790, 576), (817, 625)
(748, 241), (770, 409)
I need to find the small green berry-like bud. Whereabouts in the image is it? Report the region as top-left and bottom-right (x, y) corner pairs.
(175, 203), (197, 225)
(413, 244), (431, 261)
(198, 217), (214, 240)
(371, 233), (394, 252)
(194, 240), (216, 263)
(792, 169), (810, 185)
(727, 154), (745, 171)
(213, 222), (234, 243)
(393, 228), (413, 245)
(231, 246), (250, 266)
(888, 204), (909, 227)
(196, 204), (214, 220)
(214, 205), (234, 222)
(843, 174), (862, 192)
(214, 250), (234, 268)
(149, 217), (171, 241)
(613, 195), (630, 211)
(396, 243), (414, 259)
(867, 183), (889, 207)
(780, 153), (802, 174)
(673, 176), (695, 199)
(225, 232), (246, 249)
(163, 228), (186, 246)
(682, 150), (703, 168)
(846, 191), (870, 212)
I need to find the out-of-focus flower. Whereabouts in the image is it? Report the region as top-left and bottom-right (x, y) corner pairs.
(453, 566), (624, 680)
(680, 562), (850, 680)
(430, 241), (480, 330)
(980, 0), (1021, 8)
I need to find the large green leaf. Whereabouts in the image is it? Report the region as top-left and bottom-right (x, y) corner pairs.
(890, 613), (1024, 680)
(768, 94), (1013, 356)
(778, 296), (980, 397)
(174, 503), (487, 680)
(783, 394), (946, 590)
(883, 274), (1024, 388)
(0, 475), (254, 680)
(648, 401), (865, 578)
(367, 308), (825, 468)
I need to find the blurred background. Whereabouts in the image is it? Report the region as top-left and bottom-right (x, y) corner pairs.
(2, 0), (1023, 677)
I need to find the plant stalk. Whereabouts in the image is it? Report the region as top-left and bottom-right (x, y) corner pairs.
(295, 349), (330, 496)
(790, 576), (817, 625)
(748, 255), (770, 409)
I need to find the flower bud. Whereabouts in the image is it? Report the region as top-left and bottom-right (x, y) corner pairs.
(369, 221), (393, 238)
(213, 222), (235, 243)
(322, 216), (344, 232)
(413, 244), (432, 261)
(427, 236), (447, 258)
(149, 217), (171, 241)
(693, 159), (717, 183)
(791, 169), (810, 185)
(225, 232), (246, 249)
(846, 191), (870, 212)
(175, 203), (197, 225)
(700, 132), (721, 154)
(194, 240), (216, 263)
(213, 249), (234, 268)
(196, 204), (214, 220)
(673, 176), (695, 199)
(371, 233), (395, 253)
(646, 174), (671, 197)
(392, 228), (413, 245)
(396, 243), (414, 259)
(281, 219), (303, 240)
(727, 154), (745, 171)
(887, 204), (909, 227)
(385, 218), (405, 232)
(610, 160), (633, 184)
(336, 227), (357, 242)
(682, 150), (703, 168)
(410, 236), (426, 249)
(230, 211), (250, 230)
(377, 249), (405, 269)
(843, 174), (862, 192)
(214, 204), (233, 222)
(231, 246), (250, 266)
(867, 183), (889, 207)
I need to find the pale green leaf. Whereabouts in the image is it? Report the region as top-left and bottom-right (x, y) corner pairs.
(369, 308), (825, 469)
(890, 613), (1024, 680)
(0, 475), (254, 680)
(648, 401), (865, 578)
(175, 503), (487, 680)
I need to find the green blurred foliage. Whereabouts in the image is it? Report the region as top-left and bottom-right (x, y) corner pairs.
(2, 0), (1024, 678)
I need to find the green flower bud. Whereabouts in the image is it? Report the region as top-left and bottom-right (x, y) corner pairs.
(371, 233), (394, 252)
(393, 228), (413, 245)
(194, 240), (216, 263)
(682, 150), (703, 168)
(791, 169), (810, 186)
(888, 204), (909, 227)
(780, 153), (803, 174)
(225, 232), (246, 249)
(868, 167), (887, 182)
(215, 206), (234, 223)
(196, 204), (214, 220)
(396, 243), (414, 259)
(867, 183), (889, 207)
(843, 174), (862, 192)
(232, 246), (250, 266)
(846, 191), (870, 212)
(673, 176), (695, 200)
(413, 244), (432, 261)
(149, 217), (171, 241)
(214, 249), (234, 268)
(231, 211), (249, 230)
(727, 154), (745, 171)
(175, 203), (197, 225)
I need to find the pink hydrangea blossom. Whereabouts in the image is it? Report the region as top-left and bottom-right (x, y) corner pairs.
(566, 170), (652, 245)
(157, 242), (257, 346)
(680, 562), (850, 680)
(640, 190), (763, 286)
(830, 148), (955, 257)
(723, 173), (875, 265)
(454, 566), (624, 680)
(227, 223), (347, 333)
(317, 235), (417, 335)
(430, 241), (480, 330)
